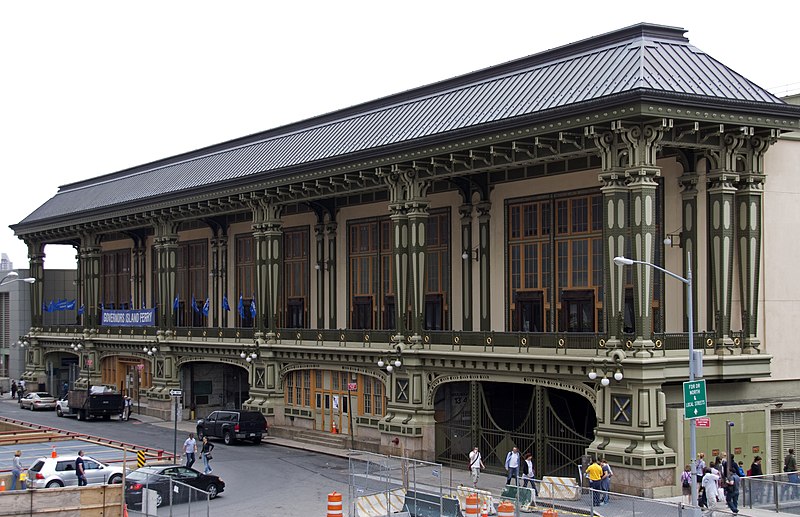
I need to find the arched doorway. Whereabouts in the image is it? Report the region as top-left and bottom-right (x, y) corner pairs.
(434, 380), (596, 477)
(179, 362), (250, 418)
(42, 351), (79, 396)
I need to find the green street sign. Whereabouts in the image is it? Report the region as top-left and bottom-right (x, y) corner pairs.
(683, 379), (707, 419)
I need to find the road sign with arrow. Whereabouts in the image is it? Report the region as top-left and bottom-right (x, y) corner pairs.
(683, 379), (707, 419)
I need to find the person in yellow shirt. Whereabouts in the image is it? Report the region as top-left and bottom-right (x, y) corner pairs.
(585, 458), (605, 506)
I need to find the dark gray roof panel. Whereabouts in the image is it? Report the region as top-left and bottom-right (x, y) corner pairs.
(16, 23), (793, 228)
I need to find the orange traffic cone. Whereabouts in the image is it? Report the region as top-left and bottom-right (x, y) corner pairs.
(331, 422), (338, 434)
(1, 480), (6, 491)
(123, 503), (129, 517)
(51, 446), (57, 458)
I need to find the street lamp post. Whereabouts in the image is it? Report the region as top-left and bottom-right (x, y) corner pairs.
(614, 252), (698, 506)
(0, 271), (36, 286)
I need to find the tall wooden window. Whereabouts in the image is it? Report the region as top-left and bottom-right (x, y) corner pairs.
(349, 220), (384, 329)
(235, 235), (254, 328)
(283, 227), (309, 328)
(508, 194), (603, 332)
(425, 210), (450, 330)
(175, 240), (208, 327)
(101, 250), (131, 310)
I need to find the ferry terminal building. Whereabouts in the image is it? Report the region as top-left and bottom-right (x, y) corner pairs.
(11, 23), (800, 496)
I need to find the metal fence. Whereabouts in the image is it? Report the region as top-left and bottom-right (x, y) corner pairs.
(348, 451), (447, 517)
(742, 472), (800, 513)
(125, 472), (211, 517)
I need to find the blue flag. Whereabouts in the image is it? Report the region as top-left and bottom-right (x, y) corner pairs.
(42, 302), (49, 313)
(237, 294), (244, 319)
(77, 304), (85, 316)
(48, 300), (56, 312)
(55, 299), (69, 311)
(100, 302), (105, 311)
(250, 295), (256, 318)
(173, 295), (179, 311)
(192, 295), (200, 314)
(65, 300), (76, 310)
(222, 295), (230, 311)
(202, 298), (210, 317)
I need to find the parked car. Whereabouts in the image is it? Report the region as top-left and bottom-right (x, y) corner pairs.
(19, 392), (57, 411)
(56, 395), (71, 417)
(196, 410), (268, 445)
(125, 465), (224, 508)
(26, 455), (124, 488)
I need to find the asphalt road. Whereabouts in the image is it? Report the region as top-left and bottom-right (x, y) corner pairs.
(0, 398), (351, 516)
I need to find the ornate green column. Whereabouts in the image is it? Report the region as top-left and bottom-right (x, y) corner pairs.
(80, 234), (102, 329)
(252, 198), (283, 338)
(476, 201), (492, 332)
(621, 124), (664, 355)
(386, 172), (409, 336)
(326, 222), (338, 329)
(243, 355), (282, 424)
(459, 204), (474, 331)
(679, 168), (699, 333)
(708, 134), (742, 353)
(378, 362), (436, 461)
(596, 130), (628, 347)
(153, 220), (179, 331)
(736, 133), (773, 353)
(26, 241), (45, 328)
(405, 172), (430, 342)
(315, 222), (325, 329)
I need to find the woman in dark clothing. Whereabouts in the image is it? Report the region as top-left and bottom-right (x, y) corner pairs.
(750, 456), (763, 476)
(749, 456), (764, 504)
(201, 436), (215, 474)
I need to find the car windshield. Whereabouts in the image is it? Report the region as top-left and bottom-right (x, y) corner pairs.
(127, 468), (162, 482)
(35, 392), (53, 397)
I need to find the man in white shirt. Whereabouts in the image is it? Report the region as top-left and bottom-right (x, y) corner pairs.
(505, 446), (521, 486)
(183, 433), (198, 468)
(468, 447), (485, 488)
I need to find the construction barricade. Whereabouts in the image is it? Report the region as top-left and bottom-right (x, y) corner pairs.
(538, 476), (580, 500)
(455, 486), (496, 515)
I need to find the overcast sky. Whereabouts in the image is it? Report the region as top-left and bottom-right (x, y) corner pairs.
(2, 1), (798, 270)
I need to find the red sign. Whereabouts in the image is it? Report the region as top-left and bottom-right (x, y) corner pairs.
(696, 417), (710, 428)
(347, 383), (358, 391)
(136, 364), (145, 371)
(86, 359), (94, 368)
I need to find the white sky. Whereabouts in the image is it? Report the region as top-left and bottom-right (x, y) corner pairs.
(2, 0), (798, 270)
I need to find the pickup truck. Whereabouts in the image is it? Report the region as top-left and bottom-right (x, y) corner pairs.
(65, 386), (124, 421)
(196, 410), (268, 445)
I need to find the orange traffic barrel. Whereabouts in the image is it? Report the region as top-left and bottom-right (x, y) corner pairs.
(327, 491), (343, 517)
(497, 501), (515, 517)
(465, 493), (479, 516)
(543, 509), (559, 517)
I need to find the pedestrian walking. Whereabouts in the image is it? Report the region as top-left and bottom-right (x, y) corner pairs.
(600, 458), (613, 504)
(504, 446), (521, 486)
(696, 452), (706, 485)
(702, 467), (721, 517)
(201, 436), (215, 474)
(10, 450), (25, 490)
(183, 432), (198, 468)
(725, 466), (740, 514)
(468, 446), (485, 488)
(784, 448), (798, 498)
(586, 457), (604, 506)
(76, 450), (87, 486)
(17, 379), (25, 401)
(521, 452), (538, 495)
(125, 396), (132, 420)
(11, 380), (17, 400)
(681, 464), (693, 504)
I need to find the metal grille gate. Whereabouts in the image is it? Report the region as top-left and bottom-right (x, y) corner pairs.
(435, 381), (594, 478)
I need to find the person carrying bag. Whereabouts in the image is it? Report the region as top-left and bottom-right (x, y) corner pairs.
(201, 436), (215, 474)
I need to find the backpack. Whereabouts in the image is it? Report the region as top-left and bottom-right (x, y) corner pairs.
(681, 471), (691, 488)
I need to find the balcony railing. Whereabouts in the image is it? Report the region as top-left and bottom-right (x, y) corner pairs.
(39, 324), (749, 355)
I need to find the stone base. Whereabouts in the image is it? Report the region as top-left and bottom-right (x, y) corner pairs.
(604, 465), (677, 497)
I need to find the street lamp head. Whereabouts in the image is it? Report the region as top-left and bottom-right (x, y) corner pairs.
(588, 370), (597, 380)
(614, 370), (624, 381)
(613, 256), (634, 266)
(246, 356), (252, 363)
(377, 359), (385, 368)
(143, 346), (149, 353)
(386, 364), (394, 373)
(600, 377), (610, 387)
(240, 352), (247, 359)
(394, 359), (402, 368)
(23, 278), (36, 283)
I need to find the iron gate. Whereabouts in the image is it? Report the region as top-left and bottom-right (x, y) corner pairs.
(435, 381), (595, 478)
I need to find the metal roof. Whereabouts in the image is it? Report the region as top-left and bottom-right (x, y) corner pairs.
(15, 23), (794, 229)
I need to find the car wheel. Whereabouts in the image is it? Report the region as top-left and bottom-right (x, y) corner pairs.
(56, 407), (63, 417)
(155, 492), (164, 507)
(108, 474), (122, 484)
(206, 483), (219, 499)
(223, 431), (233, 445)
(196, 427), (203, 439)
(46, 480), (64, 488)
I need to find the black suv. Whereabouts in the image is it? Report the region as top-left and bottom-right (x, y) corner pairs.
(196, 410), (268, 445)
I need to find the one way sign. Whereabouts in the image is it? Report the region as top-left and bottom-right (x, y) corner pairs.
(683, 379), (707, 419)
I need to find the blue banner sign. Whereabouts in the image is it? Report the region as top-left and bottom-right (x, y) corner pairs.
(101, 309), (156, 327)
